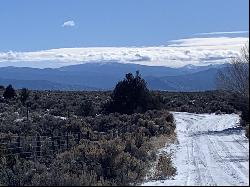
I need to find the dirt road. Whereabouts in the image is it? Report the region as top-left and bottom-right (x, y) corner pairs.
(142, 112), (249, 186)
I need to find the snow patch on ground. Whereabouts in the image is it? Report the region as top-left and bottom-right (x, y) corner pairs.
(54, 116), (67, 120)
(142, 112), (249, 186)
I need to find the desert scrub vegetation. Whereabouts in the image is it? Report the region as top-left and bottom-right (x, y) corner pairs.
(0, 70), (247, 185)
(0, 108), (176, 186)
(158, 90), (243, 114)
(0, 73), (177, 186)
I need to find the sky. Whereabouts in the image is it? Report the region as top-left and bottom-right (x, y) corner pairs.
(0, 0), (249, 68)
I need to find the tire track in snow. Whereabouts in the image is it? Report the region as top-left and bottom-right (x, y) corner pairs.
(192, 137), (216, 186)
(233, 133), (249, 151)
(215, 136), (249, 181)
(184, 139), (191, 186)
(207, 135), (241, 185)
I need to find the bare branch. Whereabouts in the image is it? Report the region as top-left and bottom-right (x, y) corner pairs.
(216, 43), (249, 98)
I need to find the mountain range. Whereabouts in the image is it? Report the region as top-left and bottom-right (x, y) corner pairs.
(0, 62), (228, 91)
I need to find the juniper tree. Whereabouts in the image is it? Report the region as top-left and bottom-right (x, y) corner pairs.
(104, 71), (157, 114)
(20, 88), (30, 106)
(3, 84), (16, 99)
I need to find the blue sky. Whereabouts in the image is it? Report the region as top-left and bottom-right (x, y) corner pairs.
(0, 0), (248, 51)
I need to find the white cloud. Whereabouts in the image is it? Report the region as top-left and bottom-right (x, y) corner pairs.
(194, 31), (249, 35)
(0, 36), (248, 68)
(62, 20), (75, 27)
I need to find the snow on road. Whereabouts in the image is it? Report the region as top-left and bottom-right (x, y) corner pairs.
(142, 112), (249, 186)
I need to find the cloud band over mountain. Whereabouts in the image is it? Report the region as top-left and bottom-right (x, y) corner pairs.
(0, 36), (248, 68)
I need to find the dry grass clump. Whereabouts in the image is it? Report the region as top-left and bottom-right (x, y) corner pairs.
(153, 155), (176, 180)
(143, 133), (177, 183)
(149, 133), (176, 152)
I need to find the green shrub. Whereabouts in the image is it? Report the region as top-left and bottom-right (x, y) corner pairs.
(0, 85), (5, 90)
(104, 71), (161, 114)
(20, 88), (30, 105)
(77, 100), (95, 117)
(3, 85), (16, 99)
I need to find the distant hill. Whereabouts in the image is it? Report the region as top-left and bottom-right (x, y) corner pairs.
(146, 68), (219, 91)
(0, 77), (95, 91)
(0, 62), (228, 91)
